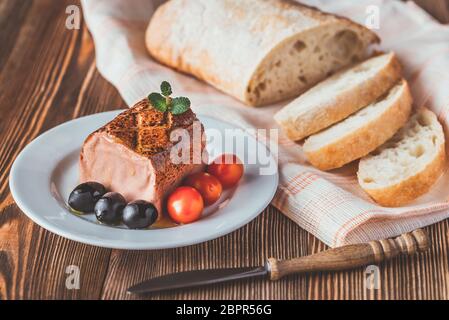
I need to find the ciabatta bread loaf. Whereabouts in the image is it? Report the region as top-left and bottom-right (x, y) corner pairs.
(146, 0), (379, 107)
(358, 108), (446, 207)
(304, 79), (412, 171)
(274, 52), (402, 141)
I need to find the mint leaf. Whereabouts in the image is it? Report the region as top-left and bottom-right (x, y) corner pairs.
(148, 82), (190, 115)
(160, 81), (172, 97)
(170, 97), (191, 115)
(148, 92), (167, 112)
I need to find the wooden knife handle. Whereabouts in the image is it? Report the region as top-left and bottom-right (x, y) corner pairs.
(267, 229), (429, 281)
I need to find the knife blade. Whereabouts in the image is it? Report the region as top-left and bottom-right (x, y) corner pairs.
(127, 266), (268, 294)
(127, 228), (429, 294)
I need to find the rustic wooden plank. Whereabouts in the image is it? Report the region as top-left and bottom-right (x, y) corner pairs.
(413, 0), (449, 23)
(101, 206), (312, 300)
(0, 0), (33, 70)
(98, 0), (449, 300)
(1, 0), (449, 300)
(0, 0), (122, 299)
(101, 220), (449, 300)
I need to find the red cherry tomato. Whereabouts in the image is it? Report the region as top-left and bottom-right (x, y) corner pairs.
(184, 172), (223, 205)
(207, 154), (244, 189)
(167, 186), (204, 224)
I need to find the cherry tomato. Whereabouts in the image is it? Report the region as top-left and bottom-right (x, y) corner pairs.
(167, 186), (204, 224)
(184, 172), (223, 205)
(207, 154), (244, 189)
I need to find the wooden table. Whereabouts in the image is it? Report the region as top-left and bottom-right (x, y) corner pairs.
(1, 0), (449, 300)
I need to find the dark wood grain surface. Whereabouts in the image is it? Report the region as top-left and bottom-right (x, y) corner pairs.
(1, 0), (448, 300)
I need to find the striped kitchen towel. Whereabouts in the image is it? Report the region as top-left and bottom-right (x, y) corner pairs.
(81, 0), (449, 247)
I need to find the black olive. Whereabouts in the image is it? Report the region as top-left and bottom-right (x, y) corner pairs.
(68, 182), (106, 213)
(123, 200), (158, 229)
(94, 192), (126, 225)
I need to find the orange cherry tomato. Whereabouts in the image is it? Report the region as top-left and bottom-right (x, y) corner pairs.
(207, 154), (244, 189)
(184, 172), (223, 205)
(167, 186), (204, 224)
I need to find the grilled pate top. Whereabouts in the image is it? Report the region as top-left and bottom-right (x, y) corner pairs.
(93, 99), (199, 156)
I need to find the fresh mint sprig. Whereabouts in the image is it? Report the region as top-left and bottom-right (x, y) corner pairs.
(148, 92), (168, 112)
(171, 97), (191, 115)
(160, 81), (172, 97)
(148, 81), (190, 115)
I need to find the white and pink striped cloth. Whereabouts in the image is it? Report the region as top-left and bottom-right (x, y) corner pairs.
(81, 0), (449, 247)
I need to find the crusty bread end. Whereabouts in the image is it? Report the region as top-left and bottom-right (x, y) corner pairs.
(358, 108), (446, 207)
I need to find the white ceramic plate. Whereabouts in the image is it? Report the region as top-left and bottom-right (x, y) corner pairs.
(9, 111), (278, 249)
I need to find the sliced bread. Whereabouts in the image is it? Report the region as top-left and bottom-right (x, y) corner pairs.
(146, 0), (379, 107)
(303, 79), (412, 171)
(358, 108), (446, 207)
(274, 52), (402, 141)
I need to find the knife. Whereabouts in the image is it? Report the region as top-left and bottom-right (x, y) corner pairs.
(128, 228), (429, 294)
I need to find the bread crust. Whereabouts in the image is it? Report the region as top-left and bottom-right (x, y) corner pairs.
(359, 144), (446, 207)
(304, 80), (412, 170)
(146, 0), (379, 107)
(274, 53), (402, 141)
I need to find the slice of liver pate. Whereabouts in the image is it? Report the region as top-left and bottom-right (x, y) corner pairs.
(79, 99), (207, 214)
